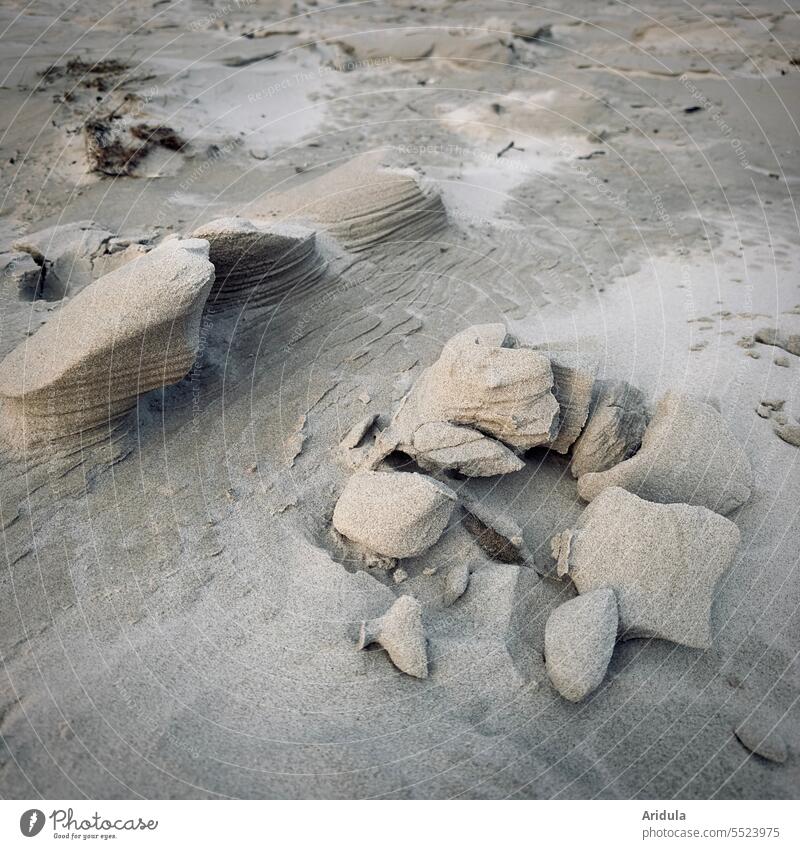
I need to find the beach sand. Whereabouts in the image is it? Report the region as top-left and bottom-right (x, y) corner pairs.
(0, 0), (798, 799)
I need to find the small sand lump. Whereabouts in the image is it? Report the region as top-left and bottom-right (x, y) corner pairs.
(443, 561), (470, 607)
(358, 595), (428, 678)
(333, 470), (456, 558)
(554, 487), (740, 649)
(545, 588), (618, 702)
(577, 391), (752, 515)
(734, 714), (788, 764)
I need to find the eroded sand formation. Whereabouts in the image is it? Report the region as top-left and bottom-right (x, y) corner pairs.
(325, 323), (750, 687)
(192, 217), (325, 311)
(0, 238), (213, 455)
(368, 323), (560, 475)
(256, 151), (448, 252)
(1, 1), (797, 798)
(576, 391), (753, 515)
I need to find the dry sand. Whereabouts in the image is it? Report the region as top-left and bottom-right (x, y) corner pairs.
(0, 0), (798, 799)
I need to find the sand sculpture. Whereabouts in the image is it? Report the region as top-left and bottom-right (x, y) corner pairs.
(333, 324), (749, 696)
(576, 391), (753, 515)
(552, 487), (740, 649)
(545, 588), (618, 702)
(332, 471), (457, 558)
(0, 238), (214, 455)
(192, 217), (324, 310)
(357, 595), (429, 678)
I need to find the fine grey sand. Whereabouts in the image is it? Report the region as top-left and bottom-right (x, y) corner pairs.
(0, 0), (798, 801)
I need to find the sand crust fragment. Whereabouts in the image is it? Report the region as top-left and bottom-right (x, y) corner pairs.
(545, 588), (618, 702)
(577, 391), (752, 515)
(372, 324), (559, 475)
(536, 349), (598, 453)
(570, 379), (648, 477)
(332, 470), (456, 558)
(443, 561), (470, 607)
(409, 420), (524, 476)
(554, 487), (740, 649)
(357, 594), (428, 678)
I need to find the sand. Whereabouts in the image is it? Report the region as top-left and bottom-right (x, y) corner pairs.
(0, 0), (798, 801)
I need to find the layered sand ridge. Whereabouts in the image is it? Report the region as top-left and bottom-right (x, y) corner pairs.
(255, 152), (448, 252)
(0, 238), (214, 455)
(192, 218), (326, 311)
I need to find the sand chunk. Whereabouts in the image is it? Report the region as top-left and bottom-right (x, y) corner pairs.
(443, 561), (470, 607)
(0, 238), (214, 455)
(554, 487), (739, 649)
(192, 217), (323, 310)
(755, 326), (800, 357)
(734, 714), (788, 763)
(537, 350), (598, 453)
(13, 220), (113, 298)
(545, 588), (618, 702)
(332, 471), (456, 558)
(577, 391), (752, 515)
(357, 595), (428, 678)
(339, 413), (379, 450)
(775, 422), (800, 447)
(571, 379), (648, 477)
(410, 421), (524, 477)
(373, 324), (559, 475)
